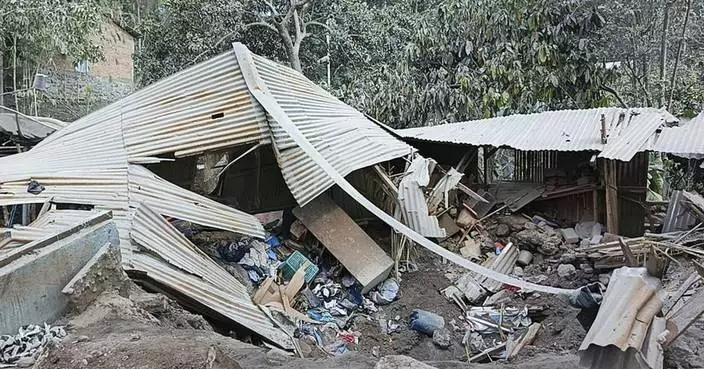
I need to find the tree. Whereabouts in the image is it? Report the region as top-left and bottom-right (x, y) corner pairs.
(134, 0), (253, 85)
(246, 0), (331, 72)
(0, 0), (109, 109)
(595, 0), (704, 116)
(339, 0), (615, 128)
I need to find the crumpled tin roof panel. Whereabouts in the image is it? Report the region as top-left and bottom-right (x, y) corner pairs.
(648, 113), (704, 159)
(250, 53), (415, 206)
(0, 44), (418, 347)
(397, 108), (678, 161)
(0, 113), (61, 140)
(578, 267), (664, 369)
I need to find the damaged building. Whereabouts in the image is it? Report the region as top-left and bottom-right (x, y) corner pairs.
(1, 42), (704, 369)
(397, 108), (704, 237)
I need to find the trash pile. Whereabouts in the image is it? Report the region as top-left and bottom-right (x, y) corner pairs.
(0, 324), (66, 366)
(185, 210), (403, 357)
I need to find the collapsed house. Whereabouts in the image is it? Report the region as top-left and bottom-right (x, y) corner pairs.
(396, 108), (704, 237)
(2, 42), (704, 366)
(0, 43), (421, 348)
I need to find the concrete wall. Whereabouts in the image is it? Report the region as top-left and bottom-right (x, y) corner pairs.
(0, 216), (119, 334)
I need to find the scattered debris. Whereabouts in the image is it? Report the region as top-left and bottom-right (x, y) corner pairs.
(409, 310), (445, 336)
(0, 324), (66, 364)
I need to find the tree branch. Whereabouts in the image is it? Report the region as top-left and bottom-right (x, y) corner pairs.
(668, 0), (693, 110)
(261, 0), (278, 17)
(622, 60), (653, 106)
(246, 21), (279, 33)
(304, 20), (331, 34)
(600, 84), (628, 108)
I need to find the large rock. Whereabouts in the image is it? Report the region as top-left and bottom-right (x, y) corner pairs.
(432, 328), (452, 349)
(514, 223), (562, 255)
(557, 264), (577, 279)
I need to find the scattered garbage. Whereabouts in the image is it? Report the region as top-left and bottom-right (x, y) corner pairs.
(0, 324), (66, 364)
(369, 278), (399, 305)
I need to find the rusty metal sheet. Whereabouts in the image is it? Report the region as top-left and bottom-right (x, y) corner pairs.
(578, 267), (663, 369)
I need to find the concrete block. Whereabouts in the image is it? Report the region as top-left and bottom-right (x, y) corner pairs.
(455, 273), (487, 303)
(62, 242), (128, 313)
(560, 228), (579, 244)
(0, 213), (119, 334)
(455, 208), (477, 228)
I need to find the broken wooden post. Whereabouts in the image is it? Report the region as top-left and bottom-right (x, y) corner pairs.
(618, 237), (637, 267)
(604, 160), (619, 234)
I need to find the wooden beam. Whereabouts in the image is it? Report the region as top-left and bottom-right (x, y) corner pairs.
(664, 286), (704, 345)
(663, 274), (701, 316)
(618, 237), (637, 267)
(604, 160), (620, 234)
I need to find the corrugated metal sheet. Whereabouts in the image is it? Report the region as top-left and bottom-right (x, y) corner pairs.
(248, 51), (415, 206)
(475, 242), (519, 293)
(128, 205), (291, 348)
(397, 156), (446, 238)
(0, 43), (417, 347)
(662, 190), (696, 233)
(397, 108), (677, 161)
(0, 113), (58, 140)
(649, 113), (704, 159)
(578, 267), (664, 369)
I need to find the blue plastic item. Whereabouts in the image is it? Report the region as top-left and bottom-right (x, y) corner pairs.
(409, 309), (445, 336)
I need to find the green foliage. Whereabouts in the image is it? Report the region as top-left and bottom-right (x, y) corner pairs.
(0, 0), (109, 66)
(595, 0), (704, 116)
(134, 0), (252, 85)
(337, 0), (615, 128)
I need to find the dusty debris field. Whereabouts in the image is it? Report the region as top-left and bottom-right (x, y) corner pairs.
(22, 219), (703, 369)
(27, 260), (703, 369)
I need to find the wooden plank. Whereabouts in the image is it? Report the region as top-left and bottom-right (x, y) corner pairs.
(664, 286), (704, 345)
(604, 160), (619, 234)
(293, 194), (393, 294)
(508, 323), (541, 360)
(618, 237), (637, 267)
(664, 274), (701, 316)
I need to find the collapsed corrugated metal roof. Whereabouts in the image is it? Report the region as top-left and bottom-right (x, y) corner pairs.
(0, 43), (414, 347)
(0, 111), (67, 141)
(648, 112), (704, 159)
(397, 155), (447, 238)
(396, 108), (678, 162)
(578, 267), (664, 369)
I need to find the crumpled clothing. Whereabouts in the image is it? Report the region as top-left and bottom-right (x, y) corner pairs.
(369, 278), (399, 305)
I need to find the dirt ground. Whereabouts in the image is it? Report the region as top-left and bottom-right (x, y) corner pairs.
(35, 286), (584, 369)
(26, 223), (703, 369)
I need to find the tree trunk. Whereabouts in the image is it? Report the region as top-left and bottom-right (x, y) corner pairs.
(668, 0), (693, 111)
(658, 1), (670, 107)
(0, 52), (4, 107)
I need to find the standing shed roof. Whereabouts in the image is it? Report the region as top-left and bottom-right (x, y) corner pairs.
(397, 108), (679, 161)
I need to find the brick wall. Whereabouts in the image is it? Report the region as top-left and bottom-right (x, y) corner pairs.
(39, 21), (136, 121)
